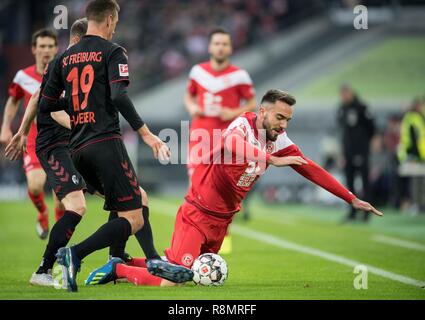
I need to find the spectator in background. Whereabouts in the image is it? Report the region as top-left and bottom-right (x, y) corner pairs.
(337, 84), (375, 223)
(398, 98), (425, 164)
(382, 114), (404, 209)
(397, 98), (425, 214)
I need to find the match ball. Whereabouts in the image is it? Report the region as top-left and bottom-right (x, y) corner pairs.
(191, 253), (228, 286)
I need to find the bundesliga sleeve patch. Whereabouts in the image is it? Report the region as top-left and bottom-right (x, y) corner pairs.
(119, 64), (129, 77)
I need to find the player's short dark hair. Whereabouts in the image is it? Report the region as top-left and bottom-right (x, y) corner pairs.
(208, 27), (231, 42)
(261, 89), (296, 106)
(86, 0), (120, 23)
(70, 18), (88, 38)
(31, 28), (57, 47)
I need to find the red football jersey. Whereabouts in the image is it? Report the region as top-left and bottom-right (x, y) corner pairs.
(8, 65), (42, 148)
(187, 61), (255, 132)
(186, 112), (356, 216)
(187, 61), (255, 174)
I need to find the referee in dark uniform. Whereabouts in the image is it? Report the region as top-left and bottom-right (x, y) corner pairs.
(337, 84), (375, 222)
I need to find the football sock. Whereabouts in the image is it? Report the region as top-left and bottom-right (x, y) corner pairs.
(107, 211), (127, 259)
(127, 257), (147, 268)
(134, 206), (161, 260)
(73, 217), (132, 261)
(36, 210), (82, 274)
(54, 207), (65, 221)
(28, 190), (47, 214)
(115, 264), (162, 286)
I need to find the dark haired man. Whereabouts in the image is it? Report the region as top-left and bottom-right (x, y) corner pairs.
(87, 89), (383, 287)
(0, 28), (61, 239)
(6, 19), (89, 287)
(184, 27), (257, 253)
(38, 0), (193, 292)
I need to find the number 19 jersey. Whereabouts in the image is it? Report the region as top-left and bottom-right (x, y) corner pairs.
(42, 35), (130, 151)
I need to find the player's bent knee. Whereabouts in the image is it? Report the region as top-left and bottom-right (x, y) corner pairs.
(119, 209), (144, 234)
(133, 213), (144, 233)
(139, 187), (148, 206)
(62, 191), (86, 216)
(27, 183), (44, 196)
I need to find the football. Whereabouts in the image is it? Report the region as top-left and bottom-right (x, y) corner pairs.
(191, 253), (228, 286)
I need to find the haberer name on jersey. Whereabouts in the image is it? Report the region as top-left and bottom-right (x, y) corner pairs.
(70, 112), (96, 126)
(62, 52), (102, 67)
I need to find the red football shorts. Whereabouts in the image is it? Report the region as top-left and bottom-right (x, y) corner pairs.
(23, 144), (42, 174)
(165, 201), (233, 268)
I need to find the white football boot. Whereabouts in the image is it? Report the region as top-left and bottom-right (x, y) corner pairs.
(29, 271), (54, 287)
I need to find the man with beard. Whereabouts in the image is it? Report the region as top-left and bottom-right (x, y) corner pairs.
(184, 28), (257, 252)
(86, 89), (383, 287)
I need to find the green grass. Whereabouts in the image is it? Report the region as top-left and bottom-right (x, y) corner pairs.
(0, 195), (424, 299)
(298, 37), (425, 101)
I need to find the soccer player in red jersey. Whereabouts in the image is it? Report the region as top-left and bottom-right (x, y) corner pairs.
(0, 29), (64, 239)
(184, 28), (257, 253)
(184, 28), (256, 178)
(86, 89), (383, 287)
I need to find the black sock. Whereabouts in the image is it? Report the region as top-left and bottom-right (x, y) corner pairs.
(73, 217), (132, 261)
(108, 211), (127, 259)
(36, 211), (82, 274)
(135, 206), (160, 260)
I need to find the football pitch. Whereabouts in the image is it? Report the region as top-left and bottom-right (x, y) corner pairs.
(0, 195), (424, 300)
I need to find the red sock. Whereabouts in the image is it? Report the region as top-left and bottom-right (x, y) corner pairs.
(127, 257), (147, 268)
(116, 264), (162, 286)
(55, 207), (65, 221)
(28, 190), (47, 214)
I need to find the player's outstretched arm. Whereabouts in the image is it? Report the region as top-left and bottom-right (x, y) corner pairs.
(351, 198), (383, 217)
(272, 145), (383, 217)
(4, 89), (40, 160)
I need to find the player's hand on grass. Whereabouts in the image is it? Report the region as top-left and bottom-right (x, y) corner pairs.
(351, 198), (383, 217)
(5, 131), (27, 161)
(0, 127), (13, 146)
(268, 155), (308, 167)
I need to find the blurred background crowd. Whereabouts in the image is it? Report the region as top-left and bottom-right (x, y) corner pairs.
(0, 0), (424, 217)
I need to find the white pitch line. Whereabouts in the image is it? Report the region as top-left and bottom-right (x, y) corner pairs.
(372, 235), (425, 253)
(231, 224), (425, 289)
(154, 200), (425, 289)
